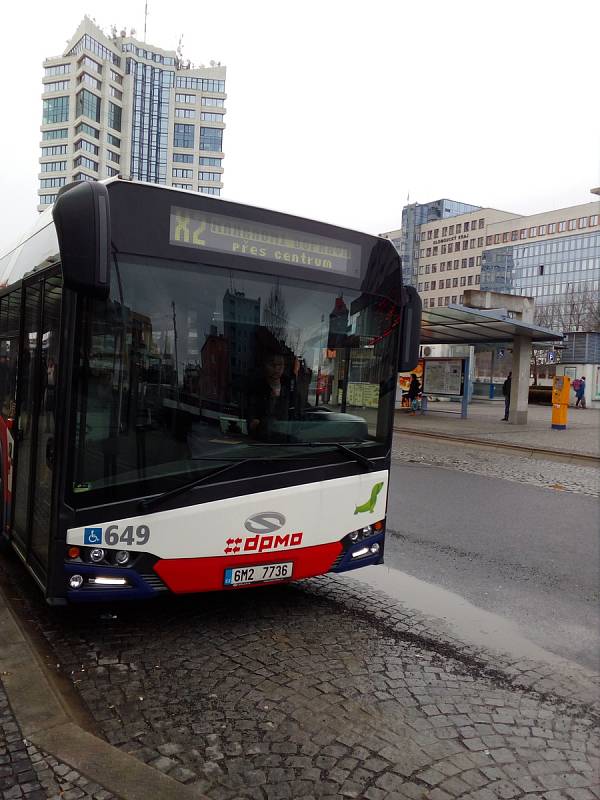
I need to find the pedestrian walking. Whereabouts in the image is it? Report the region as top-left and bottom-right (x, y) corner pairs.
(502, 371), (511, 421)
(407, 373), (421, 415)
(575, 376), (586, 408)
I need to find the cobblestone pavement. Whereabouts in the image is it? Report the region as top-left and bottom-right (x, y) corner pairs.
(391, 435), (600, 498)
(0, 679), (116, 800)
(14, 573), (598, 800)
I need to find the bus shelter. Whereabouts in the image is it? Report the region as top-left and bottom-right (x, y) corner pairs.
(417, 302), (562, 424)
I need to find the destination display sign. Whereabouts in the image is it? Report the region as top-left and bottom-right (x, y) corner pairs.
(169, 206), (362, 276)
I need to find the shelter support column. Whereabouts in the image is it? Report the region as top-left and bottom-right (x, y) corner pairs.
(509, 335), (531, 425)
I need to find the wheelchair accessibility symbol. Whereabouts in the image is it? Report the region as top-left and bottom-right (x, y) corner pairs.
(84, 527), (103, 545)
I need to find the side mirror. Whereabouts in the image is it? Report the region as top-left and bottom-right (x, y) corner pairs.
(398, 286), (422, 372)
(52, 182), (111, 299)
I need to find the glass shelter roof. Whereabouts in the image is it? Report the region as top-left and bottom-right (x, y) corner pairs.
(420, 305), (563, 346)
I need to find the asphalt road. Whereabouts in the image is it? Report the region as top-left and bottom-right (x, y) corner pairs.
(377, 462), (600, 671)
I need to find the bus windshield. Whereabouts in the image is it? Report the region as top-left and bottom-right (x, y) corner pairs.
(70, 254), (400, 499)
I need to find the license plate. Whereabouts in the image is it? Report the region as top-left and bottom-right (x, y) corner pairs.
(224, 562), (293, 586)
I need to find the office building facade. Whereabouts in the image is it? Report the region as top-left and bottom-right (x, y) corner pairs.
(382, 199), (481, 287)
(480, 201), (600, 331)
(39, 17), (226, 209)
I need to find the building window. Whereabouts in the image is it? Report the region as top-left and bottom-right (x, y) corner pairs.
(439, 263), (445, 272)
(42, 128), (68, 140)
(568, 219), (576, 230)
(470, 239), (475, 248)
(448, 225), (454, 235)
(590, 215), (599, 226)
(478, 237), (484, 246)
(44, 80), (70, 93)
(441, 245), (447, 254)
(173, 153), (194, 163)
(78, 73), (101, 91)
(432, 246), (438, 255)
(461, 258), (467, 268)
(106, 166), (119, 177)
(464, 221), (470, 232)
(476, 256), (481, 266)
(176, 108), (196, 118)
(75, 139), (99, 155)
(202, 97), (225, 107)
(40, 161), (66, 172)
(578, 217), (588, 229)
(538, 224), (547, 235)
(417, 283), (423, 292)
(74, 155), (98, 171)
(451, 295), (457, 303)
(106, 149), (120, 163)
(172, 183), (193, 189)
(494, 234), (501, 244)
(41, 144), (68, 156)
(437, 298), (443, 307)
(558, 221), (566, 232)
(108, 101), (122, 131)
(433, 228), (439, 238)
(431, 280), (436, 290)
(502, 232), (509, 242)
(453, 260), (459, 269)
(76, 89), (100, 122)
(40, 177), (65, 188)
(110, 69), (123, 85)
(452, 278), (458, 287)
(447, 243), (453, 253)
(68, 34), (120, 66)
(486, 235), (493, 246)
(478, 218), (485, 228)
(110, 86), (123, 101)
(75, 122), (99, 139)
(175, 77), (225, 92)
(460, 276), (466, 286)
(427, 230), (432, 240)
(174, 123), (195, 148)
(199, 156), (222, 166)
(201, 112), (224, 121)
(456, 224), (462, 234)
(176, 93), (196, 103)
(43, 96), (69, 124)
(548, 223), (557, 233)
(78, 55), (103, 74)
(462, 241), (468, 250)
(520, 229), (527, 239)
(173, 168), (193, 178)
(529, 226), (537, 237)
(425, 265), (430, 274)
(467, 276), (473, 285)
(73, 172), (96, 182)
(44, 64), (70, 76)
(426, 248), (432, 257)
(107, 133), (121, 148)
(468, 257), (474, 268)
(39, 194), (58, 204)
(475, 275), (480, 284)
(444, 296), (450, 306)
(446, 279), (452, 288)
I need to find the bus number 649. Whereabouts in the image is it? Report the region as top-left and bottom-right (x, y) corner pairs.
(104, 524), (150, 547)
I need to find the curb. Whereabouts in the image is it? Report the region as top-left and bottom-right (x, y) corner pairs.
(0, 580), (207, 800)
(393, 426), (600, 467)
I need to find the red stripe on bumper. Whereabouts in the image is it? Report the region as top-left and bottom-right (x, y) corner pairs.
(153, 541), (343, 594)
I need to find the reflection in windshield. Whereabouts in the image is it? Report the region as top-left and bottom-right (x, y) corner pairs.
(72, 256), (400, 495)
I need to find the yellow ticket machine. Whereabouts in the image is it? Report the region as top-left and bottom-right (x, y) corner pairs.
(551, 375), (570, 430)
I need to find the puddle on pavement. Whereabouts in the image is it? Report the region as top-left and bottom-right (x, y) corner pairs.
(352, 565), (562, 664)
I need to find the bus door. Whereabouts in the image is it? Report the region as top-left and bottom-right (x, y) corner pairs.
(12, 276), (62, 583)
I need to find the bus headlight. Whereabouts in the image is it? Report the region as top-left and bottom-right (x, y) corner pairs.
(89, 548), (105, 563)
(69, 574), (84, 589)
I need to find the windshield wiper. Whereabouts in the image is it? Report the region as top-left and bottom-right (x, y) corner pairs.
(139, 458), (255, 512)
(251, 441), (377, 472)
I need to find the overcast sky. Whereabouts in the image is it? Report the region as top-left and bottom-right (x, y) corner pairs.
(1, 0), (598, 252)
